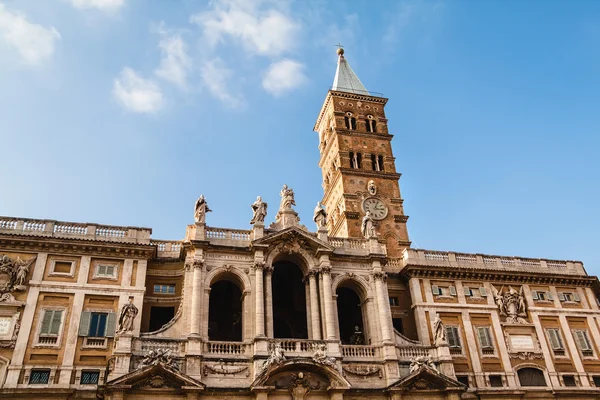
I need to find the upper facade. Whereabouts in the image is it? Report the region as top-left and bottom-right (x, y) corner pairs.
(0, 50), (598, 400)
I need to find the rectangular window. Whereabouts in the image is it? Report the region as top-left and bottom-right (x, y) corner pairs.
(79, 311), (116, 338)
(477, 326), (494, 354)
(389, 297), (399, 306)
(446, 326), (462, 353)
(489, 375), (503, 387)
(38, 309), (63, 345)
(464, 287), (472, 297)
(456, 375), (469, 387)
(546, 328), (565, 356)
(432, 285), (442, 296)
(29, 369), (50, 384)
(154, 284), (176, 294)
(563, 375), (577, 387)
(574, 330), (594, 356)
(449, 285), (457, 296)
(95, 264), (117, 278)
(88, 313), (108, 337)
(593, 376), (600, 387)
(80, 370), (100, 385)
(50, 260), (75, 276)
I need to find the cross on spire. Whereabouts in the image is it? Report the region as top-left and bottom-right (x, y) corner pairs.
(335, 43), (345, 56)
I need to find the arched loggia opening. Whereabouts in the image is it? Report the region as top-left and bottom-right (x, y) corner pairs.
(272, 261), (308, 339)
(336, 286), (366, 344)
(208, 280), (243, 341)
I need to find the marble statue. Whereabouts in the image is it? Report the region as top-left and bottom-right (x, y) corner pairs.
(433, 315), (446, 345)
(349, 325), (364, 345)
(409, 355), (436, 373)
(250, 196), (268, 224)
(313, 202), (327, 228)
(0, 255), (35, 293)
(492, 285), (527, 324)
(367, 180), (377, 195)
(194, 195), (212, 223)
(263, 342), (286, 370)
(117, 297), (139, 334)
(361, 212), (376, 239)
(312, 343), (337, 368)
(141, 348), (179, 370)
(279, 185), (296, 210)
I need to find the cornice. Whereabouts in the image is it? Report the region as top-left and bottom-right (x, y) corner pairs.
(335, 129), (394, 141)
(314, 90), (389, 131)
(337, 168), (401, 180)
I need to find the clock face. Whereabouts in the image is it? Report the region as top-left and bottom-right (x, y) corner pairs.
(363, 197), (388, 220)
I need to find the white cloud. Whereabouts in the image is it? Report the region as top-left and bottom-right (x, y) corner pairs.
(190, 0), (299, 56)
(65, 0), (125, 12)
(113, 67), (164, 113)
(262, 59), (307, 96)
(200, 58), (243, 108)
(154, 29), (192, 90)
(0, 4), (60, 65)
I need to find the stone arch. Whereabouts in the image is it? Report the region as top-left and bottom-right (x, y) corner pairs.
(265, 246), (316, 276)
(252, 359), (351, 390)
(205, 265), (251, 293)
(514, 364), (548, 387)
(382, 232), (400, 256)
(332, 274), (374, 345)
(332, 273), (372, 301)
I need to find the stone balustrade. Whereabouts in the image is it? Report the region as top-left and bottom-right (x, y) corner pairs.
(341, 344), (381, 359)
(0, 216), (152, 244)
(270, 339), (325, 357)
(205, 227), (252, 244)
(152, 240), (183, 258)
(401, 248), (586, 275)
(396, 345), (433, 359)
(204, 341), (251, 356)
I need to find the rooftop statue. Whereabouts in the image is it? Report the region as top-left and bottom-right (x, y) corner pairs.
(250, 196), (268, 225)
(194, 195), (212, 223)
(313, 202), (327, 228)
(279, 184), (296, 211)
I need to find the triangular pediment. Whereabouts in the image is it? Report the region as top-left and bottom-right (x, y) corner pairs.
(388, 366), (465, 392)
(253, 226), (333, 253)
(103, 363), (205, 392)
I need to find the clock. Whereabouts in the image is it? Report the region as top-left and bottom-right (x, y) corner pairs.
(363, 197), (388, 220)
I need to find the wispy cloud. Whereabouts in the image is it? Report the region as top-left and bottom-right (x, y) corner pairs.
(113, 67), (164, 113)
(383, 0), (445, 47)
(154, 26), (192, 90)
(190, 0), (299, 57)
(200, 57), (243, 108)
(262, 59), (307, 96)
(64, 0), (125, 12)
(0, 4), (60, 65)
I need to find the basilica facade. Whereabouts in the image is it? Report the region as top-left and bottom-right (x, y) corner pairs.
(0, 49), (598, 400)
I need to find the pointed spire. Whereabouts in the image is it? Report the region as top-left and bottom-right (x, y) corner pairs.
(332, 48), (370, 95)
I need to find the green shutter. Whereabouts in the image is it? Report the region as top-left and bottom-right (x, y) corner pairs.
(464, 287), (471, 296)
(40, 310), (53, 335)
(432, 285), (439, 295)
(479, 287), (487, 297)
(575, 330), (591, 351)
(478, 327), (491, 348)
(79, 311), (91, 337)
(558, 292), (566, 301)
(531, 291), (539, 300)
(50, 310), (63, 335)
(105, 313), (116, 338)
(573, 292), (581, 302)
(449, 286), (457, 296)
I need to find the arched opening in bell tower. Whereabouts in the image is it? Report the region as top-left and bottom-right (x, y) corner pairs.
(272, 261), (308, 339)
(336, 286), (367, 344)
(208, 280), (243, 341)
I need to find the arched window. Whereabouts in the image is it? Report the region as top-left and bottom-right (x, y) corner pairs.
(344, 112), (356, 130)
(356, 153), (362, 168)
(208, 280), (243, 341)
(378, 155), (385, 171)
(366, 115), (377, 133)
(518, 368), (546, 387)
(272, 261), (308, 339)
(371, 154), (377, 171)
(336, 286), (367, 344)
(349, 152), (356, 168)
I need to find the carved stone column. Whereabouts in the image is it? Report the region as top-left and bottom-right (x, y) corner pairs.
(321, 265), (336, 340)
(255, 262), (265, 337)
(264, 265), (274, 337)
(189, 260), (203, 336)
(308, 270), (322, 340)
(374, 271), (392, 343)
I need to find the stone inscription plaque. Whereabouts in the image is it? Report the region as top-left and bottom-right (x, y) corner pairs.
(510, 335), (535, 350)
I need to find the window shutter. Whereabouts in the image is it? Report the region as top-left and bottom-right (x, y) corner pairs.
(575, 330), (591, 351)
(449, 286), (457, 296)
(464, 287), (471, 296)
(558, 292), (566, 301)
(105, 313), (116, 338)
(50, 310), (63, 335)
(79, 311), (91, 337)
(97, 265), (106, 276)
(478, 327), (492, 348)
(548, 329), (562, 350)
(432, 285), (439, 296)
(546, 291), (553, 300)
(573, 292), (581, 302)
(106, 265), (115, 276)
(531, 291), (539, 300)
(445, 327), (456, 347)
(40, 310), (53, 335)
(479, 287), (487, 297)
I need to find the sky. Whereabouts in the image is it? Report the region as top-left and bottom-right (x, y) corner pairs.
(0, 0), (599, 272)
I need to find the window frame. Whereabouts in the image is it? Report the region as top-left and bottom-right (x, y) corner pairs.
(153, 284), (176, 295)
(445, 325), (463, 355)
(35, 307), (66, 348)
(80, 370), (101, 385)
(573, 329), (595, 358)
(28, 369), (51, 385)
(546, 328), (566, 357)
(48, 259), (76, 277)
(92, 263), (119, 280)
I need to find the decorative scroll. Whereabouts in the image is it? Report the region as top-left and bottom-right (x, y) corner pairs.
(203, 361), (249, 376)
(342, 364), (382, 378)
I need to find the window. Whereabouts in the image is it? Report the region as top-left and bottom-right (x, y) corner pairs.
(50, 260), (75, 276)
(592, 376), (600, 387)
(489, 375), (503, 387)
(532, 291), (553, 301)
(456, 375), (469, 387)
(81, 370), (100, 385)
(558, 292), (580, 302)
(477, 326), (494, 354)
(365, 115), (377, 133)
(371, 154), (377, 171)
(392, 318), (404, 334)
(573, 329), (594, 356)
(344, 113), (356, 130)
(563, 375), (577, 387)
(449, 285), (457, 296)
(432, 285), (442, 295)
(464, 287), (472, 296)
(378, 155), (384, 171)
(356, 152), (362, 168)
(94, 264), (117, 279)
(518, 368), (546, 387)
(546, 328), (565, 356)
(79, 311), (116, 338)
(446, 326), (462, 354)
(389, 297), (399, 306)
(479, 287), (487, 297)
(154, 284), (176, 294)
(38, 309), (64, 345)
(432, 285), (457, 297)
(349, 152), (362, 169)
(29, 369), (50, 384)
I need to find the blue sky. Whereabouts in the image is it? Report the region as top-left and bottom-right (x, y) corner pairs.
(1, 0), (599, 272)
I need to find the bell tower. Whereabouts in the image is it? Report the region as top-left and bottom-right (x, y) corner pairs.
(314, 48), (410, 256)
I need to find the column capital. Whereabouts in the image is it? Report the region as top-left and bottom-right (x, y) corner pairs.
(373, 271), (387, 281)
(308, 269), (320, 278)
(193, 260), (204, 269)
(319, 265), (331, 274)
(264, 264), (274, 274)
(254, 261), (265, 270)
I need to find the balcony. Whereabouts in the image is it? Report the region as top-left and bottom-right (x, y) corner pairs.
(0, 216), (152, 244)
(152, 240), (183, 258)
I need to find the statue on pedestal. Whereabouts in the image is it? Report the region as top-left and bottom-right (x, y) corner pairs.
(250, 196), (268, 224)
(361, 212), (376, 239)
(279, 185), (296, 211)
(433, 315), (446, 345)
(117, 297), (139, 334)
(194, 195), (212, 223)
(313, 202), (327, 228)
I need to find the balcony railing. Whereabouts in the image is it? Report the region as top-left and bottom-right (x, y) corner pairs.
(341, 345), (381, 359)
(204, 341), (251, 356)
(401, 248), (586, 276)
(0, 216), (152, 244)
(206, 227), (252, 242)
(152, 240), (183, 258)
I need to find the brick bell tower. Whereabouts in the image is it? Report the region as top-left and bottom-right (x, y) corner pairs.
(313, 48), (410, 256)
